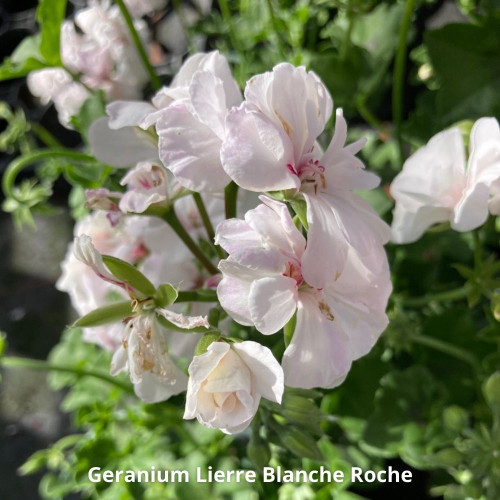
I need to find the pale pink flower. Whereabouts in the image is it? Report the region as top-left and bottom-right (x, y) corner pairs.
(72, 233), (209, 402)
(119, 162), (169, 213)
(184, 340), (284, 434)
(28, 1), (148, 128)
(220, 63), (389, 288)
(391, 117), (500, 243)
(152, 51), (242, 192)
(215, 196), (391, 389)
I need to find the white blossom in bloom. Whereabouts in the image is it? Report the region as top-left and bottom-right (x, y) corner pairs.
(28, 0), (148, 128)
(88, 100), (160, 167)
(184, 340), (284, 434)
(155, 51), (242, 192)
(391, 117), (500, 244)
(88, 50), (242, 180)
(215, 196), (391, 389)
(220, 63), (389, 289)
(118, 162), (170, 213)
(27, 69), (90, 128)
(72, 234), (209, 402)
(57, 212), (150, 350)
(94, 51), (241, 189)
(124, 0), (166, 17)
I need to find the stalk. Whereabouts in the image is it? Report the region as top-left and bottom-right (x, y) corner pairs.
(224, 181), (238, 220)
(2, 149), (95, 202)
(114, 0), (161, 90)
(192, 193), (225, 259)
(1, 356), (134, 394)
(163, 208), (219, 275)
(392, 0), (417, 163)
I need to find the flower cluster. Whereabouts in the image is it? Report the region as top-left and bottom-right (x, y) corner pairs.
(56, 50), (395, 434)
(27, 0), (156, 128)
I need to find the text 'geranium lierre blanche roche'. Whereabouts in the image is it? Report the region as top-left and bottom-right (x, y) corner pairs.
(56, 50), (396, 434)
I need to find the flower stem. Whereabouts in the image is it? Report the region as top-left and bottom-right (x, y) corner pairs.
(163, 207), (219, 275)
(113, 0), (161, 91)
(177, 289), (218, 302)
(266, 0), (286, 59)
(29, 123), (62, 148)
(0, 356), (134, 394)
(396, 287), (469, 307)
(2, 149), (95, 202)
(392, 0), (417, 163)
(224, 181), (238, 220)
(192, 193), (225, 259)
(409, 334), (480, 372)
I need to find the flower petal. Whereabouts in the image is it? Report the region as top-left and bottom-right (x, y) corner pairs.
(232, 341), (284, 403)
(221, 103), (299, 192)
(248, 276), (298, 335)
(282, 293), (351, 389)
(89, 117), (159, 167)
(157, 103), (230, 192)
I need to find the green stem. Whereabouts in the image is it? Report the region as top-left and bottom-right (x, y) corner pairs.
(356, 94), (383, 131)
(341, 10), (354, 60)
(192, 193), (225, 259)
(266, 0), (286, 58)
(62, 66), (94, 94)
(2, 149), (95, 202)
(473, 230), (482, 269)
(30, 123), (62, 148)
(1, 356), (134, 394)
(217, 0), (242, 53)
(392, 0), (416, 163)
(177, 289), (218, 302)
(113, 0), (161, 90)
(163, 208), (219, 275)
(396, 287), (469, 307)
(224, 181), (238, 220)
(409, 334), (480, 371)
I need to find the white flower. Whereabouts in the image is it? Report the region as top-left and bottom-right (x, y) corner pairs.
(184, 340), (284, 434)
(220, 63), (389, 288)
(153, 50), (242, 192)
(215, 196), (391, 389)
(27, 69), (90, 128)
(71, 232), (210, 402)
(28, 1), (148, 128)
(110, 314), (188, 403)
(119, 162), (169, 213)
(391, 117), (500, 243)
(57, 212), (176, 351)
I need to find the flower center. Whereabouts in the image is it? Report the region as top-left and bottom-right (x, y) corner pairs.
(287, 158), (326, 193)
(283, 260), (303, 286)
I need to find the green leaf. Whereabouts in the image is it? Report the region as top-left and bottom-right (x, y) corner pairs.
(247, 435), (271, 469)
(289, 198), (308, 229)
(425, 23), (500, 124)
(154, 284), (178, 308)
(0, 35), (46, 81)
(283, 311), (296, 347)
(102, 255), (156, 297)
(73, 301), (132, 328)
(37, 0), (67, 65)
(69, 91), (107, 142)
(194, 333), (222, 355)
(280, 427), (323, 461)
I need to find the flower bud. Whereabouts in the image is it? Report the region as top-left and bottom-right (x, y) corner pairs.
(483, 372), (500, 407)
